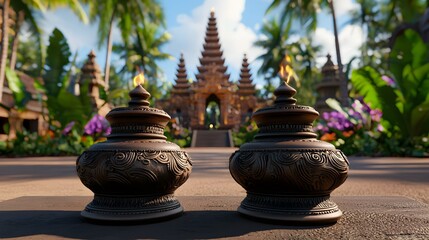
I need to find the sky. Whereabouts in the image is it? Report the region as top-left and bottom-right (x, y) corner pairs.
(40, 0), (365, 89)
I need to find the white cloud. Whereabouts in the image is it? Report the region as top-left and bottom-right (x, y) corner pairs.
(313, 24), (365, 66)
(333, 0), (359, 17)
(165, 0), (263, 80)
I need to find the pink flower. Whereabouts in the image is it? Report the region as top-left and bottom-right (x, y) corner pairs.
(381, 75), (395, 87)
(370, 109), (382, 122)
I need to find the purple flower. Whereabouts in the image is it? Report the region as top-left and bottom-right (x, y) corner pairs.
(62, 121), (75, 135)
(84, 114), (111, 136)
(322, 112), (330, 120)
(370, 109), (382, 122)
(323, 111), (353, 131)
(315, 123), (328, 133)
(381, 75), (395, 87)
(348, 109), (363, 120)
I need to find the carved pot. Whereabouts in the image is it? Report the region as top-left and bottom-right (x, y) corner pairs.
(229, 83), (349, 223)
(76, 85), (192, 221)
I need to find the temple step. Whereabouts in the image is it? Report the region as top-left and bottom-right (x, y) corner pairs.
(191, 130), (234, 147)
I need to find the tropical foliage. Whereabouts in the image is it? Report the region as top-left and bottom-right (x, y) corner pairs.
(0, 1), (170, 156)
(0, 0), (88, 100)
(349, 0), (429, 68)
(164, 118), (191, 148)
(42, 28), (93, 128)
(83, 0), (165, 87)
(114, 21), (171, 81)
(113, 19), (172, 104)
(1, 114), (111, 157)
(232, 119), (258, 147)
(314, 28), (429, 157)
(349, 29), (429, 155)
(254, 17), (321, 105)
(316, 98), (385, 155)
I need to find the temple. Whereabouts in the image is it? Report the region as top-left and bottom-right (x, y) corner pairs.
(77, 50), (111, 117)
(159, 10), (263, 130)
(315, 54), (341, 113)
(0, 50), (110, 140)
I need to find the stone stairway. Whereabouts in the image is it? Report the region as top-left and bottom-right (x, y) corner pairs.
(191, 130), (234, 147)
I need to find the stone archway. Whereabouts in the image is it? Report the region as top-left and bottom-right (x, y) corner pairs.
(205, 94), (221, 129)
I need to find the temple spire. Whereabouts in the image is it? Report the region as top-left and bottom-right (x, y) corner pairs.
(237, 54), (256, 96)
(80, 50), (105, 94)
(172, 53), (190, 93)
(315, 53), (341, 113)
(196, 10), (230, 82)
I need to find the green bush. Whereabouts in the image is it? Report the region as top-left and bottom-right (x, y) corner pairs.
(164, 118), (191, 148)
(233, 119), (258, 147)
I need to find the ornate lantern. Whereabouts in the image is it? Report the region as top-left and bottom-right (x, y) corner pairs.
(229, 56), (349, 223)
(76, 74), (192, 221)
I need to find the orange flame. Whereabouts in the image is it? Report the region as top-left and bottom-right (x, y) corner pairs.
(279, 55), (294, 84)
(133, 72), (145, 86)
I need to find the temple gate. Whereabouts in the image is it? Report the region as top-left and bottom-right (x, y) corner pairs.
(158, 10), (263, 131)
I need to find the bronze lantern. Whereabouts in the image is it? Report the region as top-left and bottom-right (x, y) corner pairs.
(229, 57), (349, 223)
(76, 75), (192, 221)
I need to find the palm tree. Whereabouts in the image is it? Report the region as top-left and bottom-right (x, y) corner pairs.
(0, 0), (11, 101)
(255, 16), (322, 105)
(266, 0), (326, 33)
(327, 0), (349, 106)
(114, 21), (171, 81)
(10, 0), (88, 70)
(289, 37), (321, 79)
(9, 1), (44, 72)
(266, 0), (348, 105)
(0, 0), (88, 101)
(254, 18), (289, 81)
(84, 0), (165, 89)
(113, 20), (171, 100)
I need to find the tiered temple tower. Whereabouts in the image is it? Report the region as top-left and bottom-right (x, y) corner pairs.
(158, 10), (264, 132)
(172, 53), (191, 94)
(315, 54), (341, 113)
(237, 54), (258, 122)
(169, 53), (191, 127)
(195, 10), (230, 83)
(79, 50), (110, 116)
(190, 9), (238, 129)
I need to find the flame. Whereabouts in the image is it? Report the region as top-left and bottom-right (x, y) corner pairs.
(133, 72), (145, 86)
(210, 7), (215, 13)
(279, 55), (294, 84)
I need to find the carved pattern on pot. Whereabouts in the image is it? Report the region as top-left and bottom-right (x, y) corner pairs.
(241, 194), (339, 215)
(110, 107), (168, 114)
(76, 82), (192, 221)
(110, 123), (165, 135)
(259, 124), (314, 133)
(229, 62), (349, 223)
(77, 150), (192, 195)
(84, 194), (181, 216)
(230, 149), (348, 194)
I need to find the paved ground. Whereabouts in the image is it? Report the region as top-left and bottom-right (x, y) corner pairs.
(0, 148), (429, 239)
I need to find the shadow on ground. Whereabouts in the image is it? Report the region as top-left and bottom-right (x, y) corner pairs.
(0, 210), (326, 239)
(349, 157), (429, 183)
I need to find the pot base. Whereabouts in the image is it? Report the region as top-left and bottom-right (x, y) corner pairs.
(81, 194), (183, 221)
(238, 193), (342, 224)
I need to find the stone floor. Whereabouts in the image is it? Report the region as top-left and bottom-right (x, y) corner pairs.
(1, 148), (429, 239)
